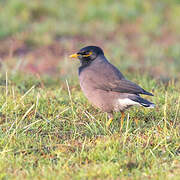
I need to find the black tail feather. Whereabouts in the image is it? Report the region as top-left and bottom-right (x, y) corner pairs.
(130, 96), (155, 108)
(142, 89), (154, 96)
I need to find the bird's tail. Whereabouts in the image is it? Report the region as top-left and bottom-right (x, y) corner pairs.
(129, 95), (155, 108)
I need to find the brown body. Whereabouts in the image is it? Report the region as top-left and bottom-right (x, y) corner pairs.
(79, 57), (131, 113)
(70, 46), (155, 128)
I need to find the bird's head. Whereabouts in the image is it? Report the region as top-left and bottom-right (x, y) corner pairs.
(69, 46), (104, 65)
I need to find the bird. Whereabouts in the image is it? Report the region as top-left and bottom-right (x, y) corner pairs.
(69, 46), (155, 130)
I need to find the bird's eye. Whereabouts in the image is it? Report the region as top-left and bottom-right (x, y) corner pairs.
(82, 51), (92, 57)
(80, 51), (87, 55)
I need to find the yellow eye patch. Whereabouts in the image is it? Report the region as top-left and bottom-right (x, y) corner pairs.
(82, 51), (92, 57)
(69, 51), (93, 59)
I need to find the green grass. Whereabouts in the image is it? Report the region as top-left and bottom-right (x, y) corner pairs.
(0, 0), (180, 44)
(0, 72), (179, 179)
(0, 0), (180, 179)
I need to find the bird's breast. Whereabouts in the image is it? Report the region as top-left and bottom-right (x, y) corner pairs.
(79, 74), (94, 95)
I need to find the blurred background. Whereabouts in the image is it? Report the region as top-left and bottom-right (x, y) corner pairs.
(0, 0), (180, 81)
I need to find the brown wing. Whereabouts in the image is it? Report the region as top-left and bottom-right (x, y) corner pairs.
(95, 79), (153, 96)
(80, 57), (153, 96)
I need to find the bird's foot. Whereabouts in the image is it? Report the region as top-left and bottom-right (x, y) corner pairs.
(134, 118), (138, 126)
(120, 112), (125, 131)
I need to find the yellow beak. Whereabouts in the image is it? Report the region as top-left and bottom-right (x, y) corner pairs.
(69, 53), (78, 58)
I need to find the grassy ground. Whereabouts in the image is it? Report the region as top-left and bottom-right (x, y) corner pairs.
(0, 0), (180, 179)
(0, 71), (179, 179)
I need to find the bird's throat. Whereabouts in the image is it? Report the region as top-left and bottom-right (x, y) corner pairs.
(78, 60), (92, 75)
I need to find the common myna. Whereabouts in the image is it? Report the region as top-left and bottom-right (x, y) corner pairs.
(69, 46), (155, 129)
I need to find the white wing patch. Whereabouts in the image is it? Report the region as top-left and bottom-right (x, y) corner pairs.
(146, 104), (155, 108)
(114, 98), (155, 111)
(114, 98), (140, 111)
(118, 98), (140, 106)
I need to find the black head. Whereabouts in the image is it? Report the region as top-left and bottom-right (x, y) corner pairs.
(69, 46), (104, 65)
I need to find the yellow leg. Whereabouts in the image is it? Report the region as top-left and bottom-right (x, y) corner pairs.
(106, 117), (113, 128)
(120, 112), (125, 131)
(134, 118), (138, 126)
(134, 109), (139, 126)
